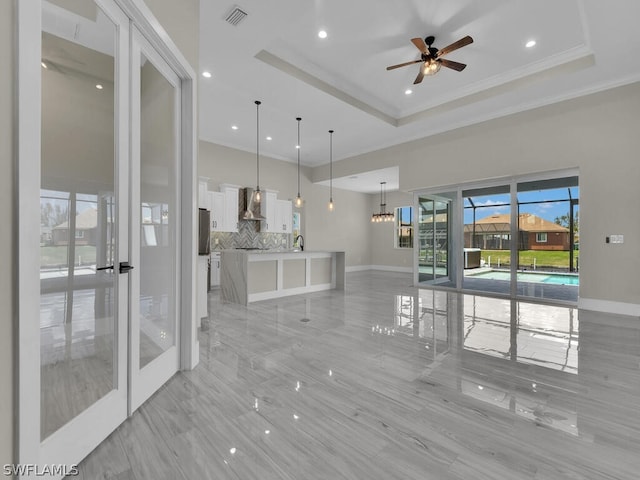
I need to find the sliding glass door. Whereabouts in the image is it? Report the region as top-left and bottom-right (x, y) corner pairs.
(418, 196), (452, 284)
(415, 173), (579, 303)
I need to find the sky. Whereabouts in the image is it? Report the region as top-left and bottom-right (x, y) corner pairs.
(463, 187), (579, 226)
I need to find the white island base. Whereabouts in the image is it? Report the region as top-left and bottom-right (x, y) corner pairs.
(220, 250), (345, 305)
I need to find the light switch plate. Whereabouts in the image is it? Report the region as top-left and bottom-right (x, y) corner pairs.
(610, 234), (624, 244)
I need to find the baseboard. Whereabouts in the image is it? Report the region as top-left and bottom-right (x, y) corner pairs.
(345, 265), (413, 274)
(345, 265), (372, 273)
(578, 297), (640, 317)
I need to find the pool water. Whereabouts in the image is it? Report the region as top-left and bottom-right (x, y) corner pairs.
(468, 270), (579, 286)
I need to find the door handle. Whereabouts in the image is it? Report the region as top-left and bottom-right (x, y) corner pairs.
(97, 262), (134, 273)
(119, 262), (134, 274)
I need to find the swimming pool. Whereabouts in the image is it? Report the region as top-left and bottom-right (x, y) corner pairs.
(467, 270), (579, 286)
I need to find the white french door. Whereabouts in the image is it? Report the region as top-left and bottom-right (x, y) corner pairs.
(129, 28), (182, 411)
(34, 0), (130, 469)
(19, 0), (194, 475)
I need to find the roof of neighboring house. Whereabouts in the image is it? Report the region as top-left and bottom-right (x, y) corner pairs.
(53, 207), (98, 230)
(464, 213), (569, 233)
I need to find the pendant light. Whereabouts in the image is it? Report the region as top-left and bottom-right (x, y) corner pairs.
(328, 130), (334, 212)
(372, 181), (394, 222)
(294, 117), (303, 208)
(253, 100), (262, 204)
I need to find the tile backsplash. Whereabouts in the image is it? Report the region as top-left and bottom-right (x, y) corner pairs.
(211, 220), (290, 250)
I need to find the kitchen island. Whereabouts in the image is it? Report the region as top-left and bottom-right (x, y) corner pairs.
(220, 250), (346, 305)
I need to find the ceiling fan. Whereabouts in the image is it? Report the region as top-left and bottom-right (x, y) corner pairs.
(386, 35), (474, 84)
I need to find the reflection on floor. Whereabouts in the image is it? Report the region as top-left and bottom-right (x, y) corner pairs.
(40, 289), (114, 439)
(76, 271), (639, 480)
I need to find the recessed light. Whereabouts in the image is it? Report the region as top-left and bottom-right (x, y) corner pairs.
(405, 89), (412, 95)
(295, 145), (300, 149)
(231, 125), (238, 130)
(525, 39), (536, 48)
(202, 71), (212, 78)
(318, 30), (327, 39)
(96, 84), (103, 90)
(266, 136), (272, 141)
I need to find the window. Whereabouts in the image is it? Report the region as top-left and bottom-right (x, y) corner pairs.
(395, 206), (413, 248)
(536, 232), (547, 243)
(75, 230), (85, 239)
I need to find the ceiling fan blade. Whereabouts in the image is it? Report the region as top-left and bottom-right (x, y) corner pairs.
(436, 35), (473, 58)
(386, 59), (422, 71)
(413, 66), (425, 84)
(411, 37), (428, 54)
(439, 58), (467, 72)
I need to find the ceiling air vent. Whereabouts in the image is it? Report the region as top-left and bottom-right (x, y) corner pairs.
(224, 6), (248, 26)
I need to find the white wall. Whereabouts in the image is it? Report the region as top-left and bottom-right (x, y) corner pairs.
(313, 83), (640, 306)
(143, 0), (199, 71)
(1, 0), (14, 467)
(198, 141), (372, 266)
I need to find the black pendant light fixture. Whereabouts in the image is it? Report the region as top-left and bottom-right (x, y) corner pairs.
(328, 130), (334, 212)
(372, 181), (394, 222)
(295, 117), (303, 208)
(253, 100), (262, 204)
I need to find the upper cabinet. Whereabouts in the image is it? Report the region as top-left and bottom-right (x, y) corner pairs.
(220, 184), (239, 233)
(261, 190), (279, 233)
(209, 191), (225, 232)
(206, 183), (240, 233)
(277, 199), (292, 234)
(261, 191), (292, 233)
(198, 177), (209, 208)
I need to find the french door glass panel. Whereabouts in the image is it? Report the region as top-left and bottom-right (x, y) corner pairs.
(130, 30), (181, 409)
(40, 0), (127, 445)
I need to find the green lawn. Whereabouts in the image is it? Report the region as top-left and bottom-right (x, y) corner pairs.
(481, 249), (579, 269)
(40, 245), (97, 268)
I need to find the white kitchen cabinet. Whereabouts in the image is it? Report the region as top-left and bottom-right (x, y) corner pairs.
(277, 199), (292, 233)
(220, 184), (239, 233)
(210, 252), (221, 288)
(261, 190), (279, 233)
(198, 177), (209, 208)
(209, 191), (225, 232)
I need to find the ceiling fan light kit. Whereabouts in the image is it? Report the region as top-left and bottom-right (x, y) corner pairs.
(386, 34), (473, 84)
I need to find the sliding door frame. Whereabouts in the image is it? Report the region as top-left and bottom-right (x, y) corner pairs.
(413, 167), (579, 304)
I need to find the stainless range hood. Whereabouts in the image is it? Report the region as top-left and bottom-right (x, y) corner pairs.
(240, 187), (265, 221)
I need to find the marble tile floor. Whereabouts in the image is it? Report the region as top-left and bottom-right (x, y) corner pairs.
(74, 271), (640, 479)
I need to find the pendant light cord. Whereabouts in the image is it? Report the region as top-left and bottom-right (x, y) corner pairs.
(329, 130), (334, 199)
(297, 117), (301, 196)
(255, 100), (261, 190)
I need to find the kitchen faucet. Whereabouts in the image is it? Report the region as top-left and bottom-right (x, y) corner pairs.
(294, 234), (304, 251)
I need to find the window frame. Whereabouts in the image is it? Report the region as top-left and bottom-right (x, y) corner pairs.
(394, 206), (414, 249)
